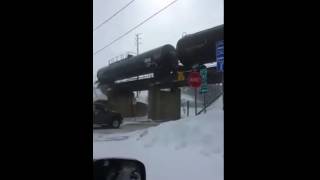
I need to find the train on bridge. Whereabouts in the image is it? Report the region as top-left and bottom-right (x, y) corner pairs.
(97, 24), (224, 87)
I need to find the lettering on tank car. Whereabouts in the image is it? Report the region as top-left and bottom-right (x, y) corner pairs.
(184, 42), (206, 52)
(144, 57), (151, 63)
(144, 57), (157, 68)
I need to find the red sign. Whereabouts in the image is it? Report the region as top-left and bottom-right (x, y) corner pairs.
(188, 71), (201, 88)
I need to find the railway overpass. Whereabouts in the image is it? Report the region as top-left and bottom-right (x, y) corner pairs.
(96, 25), (224, 120)
(97, 66), (222, 121)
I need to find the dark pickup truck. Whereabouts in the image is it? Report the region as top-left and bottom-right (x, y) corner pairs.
(93, 101), (123, 128)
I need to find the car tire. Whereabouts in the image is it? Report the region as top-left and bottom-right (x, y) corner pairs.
(111, 119), (120, 129)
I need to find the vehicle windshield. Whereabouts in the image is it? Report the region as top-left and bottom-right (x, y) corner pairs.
(93, 0), (224, 179)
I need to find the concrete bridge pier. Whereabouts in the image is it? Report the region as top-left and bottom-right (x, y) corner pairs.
(148, 87), (181, 121)
(106, 90), (136, 117)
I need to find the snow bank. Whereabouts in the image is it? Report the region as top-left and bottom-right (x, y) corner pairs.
(93, 96), (224, 180)
(139, 106), (224, 157)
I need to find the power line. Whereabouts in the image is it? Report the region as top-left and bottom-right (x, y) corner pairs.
(93, 0), (136, 32)
(94, 0), (178, 56)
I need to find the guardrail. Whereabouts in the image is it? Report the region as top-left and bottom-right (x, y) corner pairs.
(196, 91), (223, 115)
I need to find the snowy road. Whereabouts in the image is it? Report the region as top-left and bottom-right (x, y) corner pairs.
(93, 121), (160, 135)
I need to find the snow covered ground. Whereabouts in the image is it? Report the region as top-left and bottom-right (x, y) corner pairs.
(135, 90), (148, 104)
(94, 120), (160, 135)
(93, 96), (224, 180)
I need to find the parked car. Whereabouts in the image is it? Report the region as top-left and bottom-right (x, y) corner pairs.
(93, 101), (123, 128)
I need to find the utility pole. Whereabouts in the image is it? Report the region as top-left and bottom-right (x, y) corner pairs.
(136, 33), (142, 55)
(135, 33), (142, 98)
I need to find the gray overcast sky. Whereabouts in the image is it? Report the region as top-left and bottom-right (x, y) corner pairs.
(93, 0), (224, 81)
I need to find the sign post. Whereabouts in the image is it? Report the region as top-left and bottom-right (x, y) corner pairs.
(203, 94), (206, 113)
(194, 88), (197, 115)
(188, 69), (201, 115)
(187, 101), (189, 117)
(216, 40), (224, 72)
(216, 40), (224, 109)
(199, 65), (208, 113)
